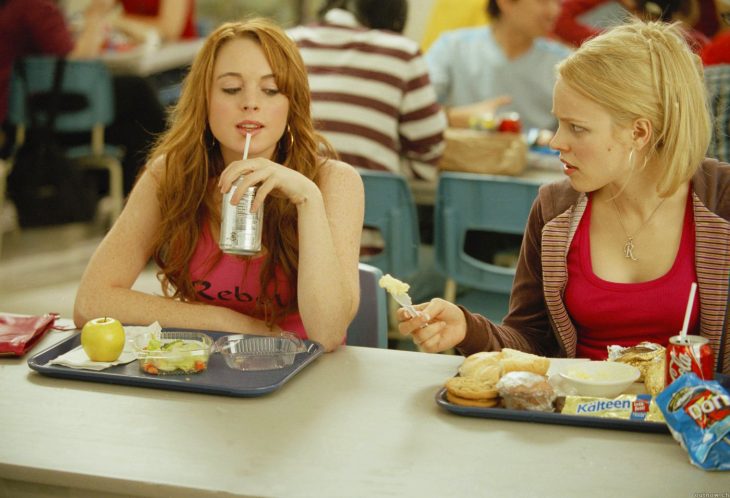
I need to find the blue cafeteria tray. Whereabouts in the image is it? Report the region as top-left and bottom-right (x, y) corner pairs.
(435, 374), (730, 434)
(27, 329), (324, 397)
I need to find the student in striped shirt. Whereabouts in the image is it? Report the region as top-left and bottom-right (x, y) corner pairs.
(288, 0), (446, 180)
(396, 20), (730, 374)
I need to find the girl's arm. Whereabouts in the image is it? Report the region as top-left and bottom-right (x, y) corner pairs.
(218, 158), (364, 351)
(74, 161), (281, 335)
(296, 161), (364, 351)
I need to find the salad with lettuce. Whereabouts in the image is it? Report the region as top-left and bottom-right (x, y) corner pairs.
(139, 337), (209, 375)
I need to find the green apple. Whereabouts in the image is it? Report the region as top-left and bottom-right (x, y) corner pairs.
(81, 317), (125, 362)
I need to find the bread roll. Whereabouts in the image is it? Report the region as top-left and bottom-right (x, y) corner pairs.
(458, 351), (503, 383)
(499, 348), (550, 376)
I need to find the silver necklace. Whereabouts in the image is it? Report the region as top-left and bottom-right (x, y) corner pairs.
(610, 197), (667, 262)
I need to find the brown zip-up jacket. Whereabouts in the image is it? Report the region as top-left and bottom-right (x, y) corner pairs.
(456, 158), (730, 374)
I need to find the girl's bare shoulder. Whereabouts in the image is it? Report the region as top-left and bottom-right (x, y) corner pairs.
(317, 158), (362, 188)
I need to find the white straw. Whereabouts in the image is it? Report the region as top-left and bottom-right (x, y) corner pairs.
(679, 282), (697, 342)
(243, 133), (252, 160)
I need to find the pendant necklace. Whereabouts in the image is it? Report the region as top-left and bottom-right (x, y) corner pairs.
(610, 196), (667, 262)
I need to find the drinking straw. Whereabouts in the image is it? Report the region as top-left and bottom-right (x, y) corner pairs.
(243, 133), (252, 160)
(679, 282), (697, 343)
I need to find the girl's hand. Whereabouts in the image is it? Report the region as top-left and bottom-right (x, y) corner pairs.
(218, 158), (318, 211)
(396, 298), (468, 353)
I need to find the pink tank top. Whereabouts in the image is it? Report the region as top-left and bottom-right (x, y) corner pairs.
(189, 221), (306, 339)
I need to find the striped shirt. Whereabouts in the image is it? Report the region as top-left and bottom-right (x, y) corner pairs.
(288, 9), (446, 179)
(457, 159), (730, 374)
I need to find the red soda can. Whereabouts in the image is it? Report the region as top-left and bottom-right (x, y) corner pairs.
(665, 335), (715, 386)
(497, 112), (521, 133)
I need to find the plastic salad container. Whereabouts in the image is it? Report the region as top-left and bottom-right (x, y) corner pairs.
(213, 333), (307, 371)
(134, 331), (213, 375)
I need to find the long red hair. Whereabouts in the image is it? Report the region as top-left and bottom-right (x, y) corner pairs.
(147, 18), (335, 327)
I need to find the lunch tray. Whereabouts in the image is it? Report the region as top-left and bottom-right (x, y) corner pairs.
(435, 373), (730, 434)
(27, 329), (324, 397)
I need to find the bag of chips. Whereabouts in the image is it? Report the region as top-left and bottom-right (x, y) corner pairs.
(656, 373), (730, 471)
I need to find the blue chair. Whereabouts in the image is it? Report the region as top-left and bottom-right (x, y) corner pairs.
(434, 172), (540, 322)
(359, 169), (420, 281)
(7, 57), (124, 223)
(705, 64), (730, 163)
(347, 263), (388, 348)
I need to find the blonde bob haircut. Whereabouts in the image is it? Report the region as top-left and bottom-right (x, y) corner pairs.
(147, 18), (335, 327)
(556, 20), (711, 196)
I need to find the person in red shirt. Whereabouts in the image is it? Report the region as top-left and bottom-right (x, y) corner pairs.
(397, 20), (730, 373)
(553, 0), (720, 51)
(115, 0), (197, 42)
(702, 30), (730, 65)
(0, 0), (170, 194)
(0, 0), (110, 153)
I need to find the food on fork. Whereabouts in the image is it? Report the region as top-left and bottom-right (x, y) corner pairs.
(378, 273), (421, 318)
(378, 273), (410, 295)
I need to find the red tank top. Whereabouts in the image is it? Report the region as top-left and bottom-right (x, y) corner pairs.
(189, 220), (305, 339)
(564, 191), (699, 360)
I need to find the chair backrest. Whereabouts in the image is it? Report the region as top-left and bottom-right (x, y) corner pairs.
(7, 56), (115, 133)
(705, 64), (730, 164)
(359, 169), (420, 280)
(434, 172), (539, 293)
(347, 263), (388, 348)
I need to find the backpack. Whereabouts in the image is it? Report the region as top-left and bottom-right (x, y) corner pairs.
(7, 58), (98, 227)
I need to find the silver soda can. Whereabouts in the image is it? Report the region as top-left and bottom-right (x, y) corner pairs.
(219, 177), (263, 255)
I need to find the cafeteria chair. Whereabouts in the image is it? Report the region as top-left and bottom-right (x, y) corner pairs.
(346, 263), (388, 348)
(434, 172), (539, 323)
(7, 56), (124, 225)
(705, 64), (730, 163)
(359, 169), (420, 281)
(359, 169), (443, 348)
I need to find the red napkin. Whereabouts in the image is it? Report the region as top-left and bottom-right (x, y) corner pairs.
(0, 313), (58, 357)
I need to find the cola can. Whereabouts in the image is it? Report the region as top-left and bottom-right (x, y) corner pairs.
(665, 335), (715, 386)
(219, 177), (263, 255)
(497, 112), (522, 133)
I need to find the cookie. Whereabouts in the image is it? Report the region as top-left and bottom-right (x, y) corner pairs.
(446, 391), (500, 408)
(445, 376), (499, 400)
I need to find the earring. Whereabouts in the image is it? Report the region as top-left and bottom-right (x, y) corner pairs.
(286, 124), (295, 148)
(628, 148), (648, 171)
(205, 128), (217, 150)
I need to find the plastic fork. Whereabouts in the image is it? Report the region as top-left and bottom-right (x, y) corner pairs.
(391, 292), (421, 318)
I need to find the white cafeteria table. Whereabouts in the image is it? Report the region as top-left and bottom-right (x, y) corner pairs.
(0, 328), (726, 498)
